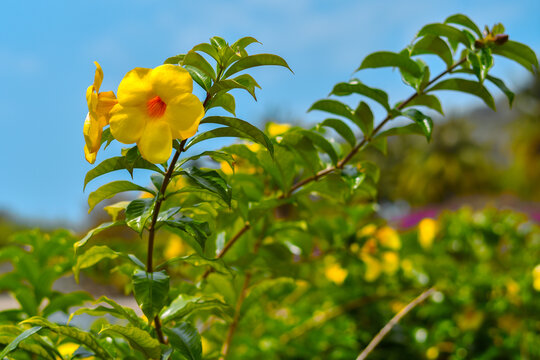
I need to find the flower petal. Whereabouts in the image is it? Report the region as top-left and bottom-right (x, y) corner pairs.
(109, 104), (147, 144)
(150, 65), (193, 103)
(93, 61), (104, 92)
(117, 67), (152, 106)
(165, 93), (205, 138)
(83, 113), (102, 153)
(137, 121), (172, 164)
(84, 145), (97, 164)
(96, 91), (118, 125)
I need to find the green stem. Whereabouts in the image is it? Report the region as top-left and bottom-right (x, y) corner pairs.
(145, 92), (212, 344)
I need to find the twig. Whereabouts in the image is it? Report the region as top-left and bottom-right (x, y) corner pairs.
(202, 222), (251, 279)
(219, 272), (252, 360)
(207, 57), (467, 264)
(355, 287), (435, 360)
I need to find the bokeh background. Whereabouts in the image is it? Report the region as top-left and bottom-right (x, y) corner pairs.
(1, 0), (539, 228)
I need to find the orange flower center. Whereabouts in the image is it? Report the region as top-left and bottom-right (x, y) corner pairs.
(147, 95), (167, 118)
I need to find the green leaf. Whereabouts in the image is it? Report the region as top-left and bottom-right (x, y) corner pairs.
(0, 326), (42, 358)
(445, 14), (482, 37)
(402, 94), (444, 115)
(223, 54), (292, 78)
(298, 129), (339, 165)
(210, 74), (260, 100)
(411, 35), (454, 69)
(210, 36), (228, 51)
(177, 150), (235, 171)
(100, 325), (161, 359)
(402, 109), (434, 141)
(75, 220), (125, 250)
(155, 254), (230, 274)
(73, 245), (119, 283)
(308, 99), (356, 122)
(21, 317), (112, 359)
(163, 323), (202, 360)
(84, 156), (162, 190)
(231, 37), (260, 52)
(70, 296), (148, 330)
(319, 118), (356, 147)
(192, 43), (219, 63)
(200, 116), (274, 156)
(161, 295), (232, 325)
(160, 217), (210, 256)
(330, 79), (391, 111)
(492, 40), (539, 74)
(417, 23), (471, 47)
(486, 74), (514, 107)
(179, 167), (231, 205)
(376, 123), (425, 138)
(428, 78), (495, 110)
(183, 51), (216, 80)
(354, 101), (374, 136)
(184, 65), (211, 91)
(164, 54), (185, 65)
(356, 51), (422, 77)
(206, 92), (236, 116)
(132, 269), (170, 321)
(88, 181), (155, 213)
(42, 292), (93, 317)
(454, 68), (515, 107)
(125, 198), (155, 233)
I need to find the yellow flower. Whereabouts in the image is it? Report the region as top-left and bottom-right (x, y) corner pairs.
(84, 61), (117, 164)
(361, 254), (381, 282)
(376, 226), (401, 250)
(533, 264), (540, 291)
(267, 122), (291, 137)
(418, 218), (438, 249)
(164, 234), (186, 259)
(382, 251), (399, 275)
(324, 262), (348, 285)
(109, 65), (205, 164)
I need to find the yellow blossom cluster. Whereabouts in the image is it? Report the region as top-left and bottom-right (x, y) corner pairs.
(83, 63), (204, 164)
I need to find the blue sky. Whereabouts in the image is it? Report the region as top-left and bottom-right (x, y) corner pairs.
(1, 0), (538, 228)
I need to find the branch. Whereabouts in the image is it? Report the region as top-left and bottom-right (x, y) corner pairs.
(219, 272), (252, 360)
(355, 287), (435, 360)
(205, 57), (468, 264)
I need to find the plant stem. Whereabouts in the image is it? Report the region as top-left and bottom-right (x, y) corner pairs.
(219, 272), (252, 360)
(202, 222), (251, 279)
(203, 57), (467, 267)
(355, 287), (435, 360)
(145, 92), (212, 344)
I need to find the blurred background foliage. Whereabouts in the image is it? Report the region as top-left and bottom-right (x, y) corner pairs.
(0, 76), (539, 360)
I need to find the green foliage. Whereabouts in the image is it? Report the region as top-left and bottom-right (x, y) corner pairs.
(0, 15), (538, 360)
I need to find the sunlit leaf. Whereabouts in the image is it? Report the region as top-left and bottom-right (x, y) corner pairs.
(88, 181), (155, 213)
(100, 325), (161, 359)
(417, 23), (471, 48)
(132, 270), (170, 321)
(319, 118), (356, 147)
(357, 51), (422, 77)
(428, 78), (495, 110)
(411, 35), (454, 69)
(402, 109), (434, 141)
(223, 54), (292, 78)
(492, 40), (539, 74)
(75, 220), (126, 250)
(445, 14), (482, 37)
(21, 317), (112, 359)
(163, 323), (202, 360)
(160, 295), (232, 325)
(84, 156), (162, 190)
(330, 80), (391, 111)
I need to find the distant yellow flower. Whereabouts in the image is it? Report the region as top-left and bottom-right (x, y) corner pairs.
(361, 254), (381, 282)
(324, 261), (348, 285)
(358, 224), (377, 237)
(109, 65), (205, 164)
(376, 226), (401, 250)
(267, 122), (291, 137)
(382, 251), (399, 275)
(164, 234), (186, 259)
(418, 218), (438, 249)
(84, 61), (117, 164)
(533, 265), (540, 291)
